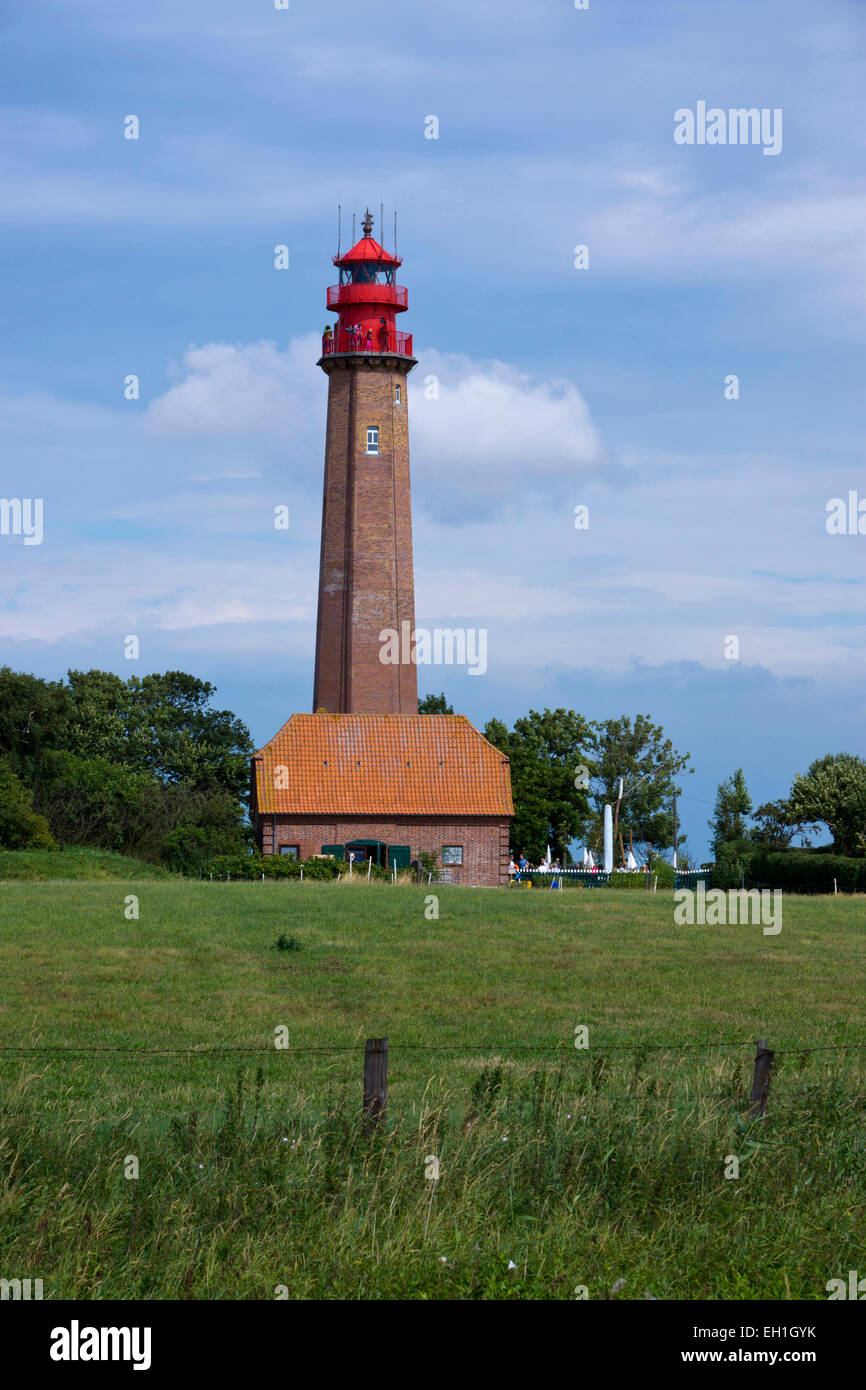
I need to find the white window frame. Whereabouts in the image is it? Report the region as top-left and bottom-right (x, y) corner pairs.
(366, 426), (380, 455)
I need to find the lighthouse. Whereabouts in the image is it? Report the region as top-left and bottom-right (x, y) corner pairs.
(313, 208), (418, 715)
(250, 214), (514, 886)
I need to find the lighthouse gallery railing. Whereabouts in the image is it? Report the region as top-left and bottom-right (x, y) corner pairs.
(321, 327), (414, 357)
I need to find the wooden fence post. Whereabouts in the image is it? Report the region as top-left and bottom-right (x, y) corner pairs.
(363, 1037), (388, 1133)
(749, 1037), (773, 1118)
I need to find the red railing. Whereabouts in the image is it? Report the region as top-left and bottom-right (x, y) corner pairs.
(321, 327), (413, 357)
(326, 283), (408, 310)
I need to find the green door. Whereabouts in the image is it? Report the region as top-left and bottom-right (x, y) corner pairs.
(388, 845), (411, 870)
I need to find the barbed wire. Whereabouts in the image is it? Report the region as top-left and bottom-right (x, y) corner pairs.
(0, 1040), (864, 1057)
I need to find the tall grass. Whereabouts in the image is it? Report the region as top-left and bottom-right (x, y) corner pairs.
(1, 1049), (863, 1299)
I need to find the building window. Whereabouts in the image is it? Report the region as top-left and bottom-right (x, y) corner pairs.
(366, 426), (379, 454)
(442, 845), (463, 866)
(279, 845), (299, 858)
(394, 383), (402, 405)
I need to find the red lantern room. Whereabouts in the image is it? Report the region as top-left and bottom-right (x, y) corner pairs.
(320, 208), (414, 360)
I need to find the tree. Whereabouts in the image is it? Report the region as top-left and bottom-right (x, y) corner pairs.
(0, 666), (254, 868)
(0, 756), (55, 849)
(708, 769), (753, 858)
(751, 799), (797, 849)
(33, 751), (160, 852)
(483, 708), (591, 864)
(64, 669), (254, 802)
(418, 692), (454, 714)
(586, 715), (692, 863)
(0, 667), (71, 781)
(787, 752), (866, 856)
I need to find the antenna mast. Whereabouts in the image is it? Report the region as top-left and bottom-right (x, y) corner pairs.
(394, 209), (397, 258)
(337, 204), (341, 258)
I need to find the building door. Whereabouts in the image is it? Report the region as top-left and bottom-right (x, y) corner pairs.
(346, 840), (386, 866)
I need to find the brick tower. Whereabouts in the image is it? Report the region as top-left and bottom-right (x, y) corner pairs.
(313, 208), (418, 715)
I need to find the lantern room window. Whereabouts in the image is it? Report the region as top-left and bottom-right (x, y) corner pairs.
(366, 426), (380, 454)
(341, 265), (395, 286)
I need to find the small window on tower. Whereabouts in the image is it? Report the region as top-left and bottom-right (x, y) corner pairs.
(366, 426), (380, 454)
(394, 384), (402, 405)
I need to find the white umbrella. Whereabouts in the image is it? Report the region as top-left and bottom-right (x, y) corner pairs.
(626, 850), (638, 871)
(544, 844), (552, 869)
(586, 849), (595, 870)
(582, 846), (589, 868)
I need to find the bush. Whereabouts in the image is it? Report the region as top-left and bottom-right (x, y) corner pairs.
(0, 757), (56, 849)
(201, 853), (341, 881)
(33, 750), (157, 851)
(712, 838), (754, 890)
(159, 819), (249, 874)
(301, 855), (342, 880)
(418, 849), (439, 876)
(747, 849), (865, 894)
(32, 750), (250, 869)
(204, 853), (298, 880)
(607, 872), (655, 890)
(645, 856), (676, 888)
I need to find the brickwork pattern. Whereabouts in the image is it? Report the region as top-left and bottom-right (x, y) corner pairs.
(313, 357), (418, 715)
(258, 814), (511, 887)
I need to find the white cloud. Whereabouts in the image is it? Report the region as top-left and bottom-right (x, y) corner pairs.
(147, 336), (322, 438)
(409, 350), (605, 513)
(142, 337), (606, 516)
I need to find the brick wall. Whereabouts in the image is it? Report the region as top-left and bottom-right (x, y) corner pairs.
(257, 814), (511, 887)
(313, 356), (418, 715)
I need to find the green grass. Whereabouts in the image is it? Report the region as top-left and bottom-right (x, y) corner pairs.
(0, 846), (173, 880)
(0, 880), (864, 1299)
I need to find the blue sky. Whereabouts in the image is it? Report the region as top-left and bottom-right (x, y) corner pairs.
(1, 0), (865, 858)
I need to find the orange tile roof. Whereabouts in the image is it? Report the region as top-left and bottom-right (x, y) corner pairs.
(253, 714), (513, 818)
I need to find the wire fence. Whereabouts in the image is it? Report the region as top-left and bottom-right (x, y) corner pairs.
(1, 1039), (864, 1057)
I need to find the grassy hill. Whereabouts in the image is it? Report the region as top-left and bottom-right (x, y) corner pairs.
(0, 880), (863, 1299)
(0, 846), (173, 880)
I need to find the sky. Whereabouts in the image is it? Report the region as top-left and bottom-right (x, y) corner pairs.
(1, 0), (865, 859)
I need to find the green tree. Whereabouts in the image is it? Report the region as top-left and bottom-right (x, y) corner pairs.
(418, 692), (454, 714)
(33, 751), (160, 852)
(751, 798), (797, 849)
(708, 769), (753, 858)
(787, 752), (866, 856)
(483, 708), (591, 864)
(64, 669), (254, 802)
(0, 666), (253, 868)
(586, 715), (692, 863)
(0, 667), (71, 780)
(0, 756), (56, 849)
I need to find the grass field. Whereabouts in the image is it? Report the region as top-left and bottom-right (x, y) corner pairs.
(0, 874), (864, 1300)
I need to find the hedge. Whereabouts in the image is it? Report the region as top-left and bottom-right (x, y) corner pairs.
(607, 872), (659, 891)
(200, 853), (340, 881)
(747, 849), (866, 894)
